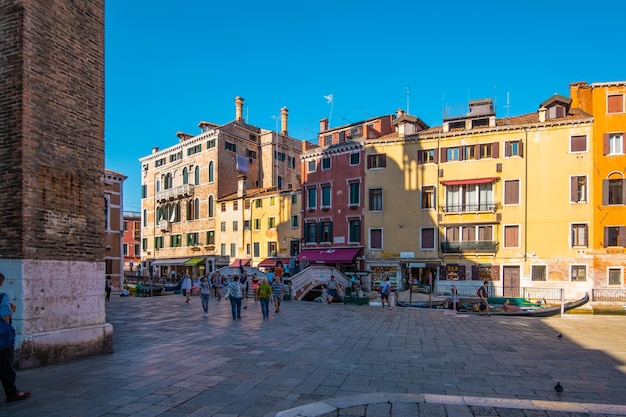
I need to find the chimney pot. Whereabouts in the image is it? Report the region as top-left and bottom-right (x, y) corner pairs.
(538, 106), (547, 123)
(280, 107), (289, 135)
(320, 118), (329, 132)
(396, 109), (405, 117)
(235, 96), (244, 122)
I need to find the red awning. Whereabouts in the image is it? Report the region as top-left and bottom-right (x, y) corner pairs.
(440, 177), (497, 186)
(298, 247), (361, 264)
(229, 258), (251, 267)
(257, 258), (291, 268)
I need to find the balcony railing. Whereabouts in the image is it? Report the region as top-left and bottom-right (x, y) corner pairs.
(155, 184), (194, 202)
(441, 241), (498, 254)
(442, 202), (498, 213)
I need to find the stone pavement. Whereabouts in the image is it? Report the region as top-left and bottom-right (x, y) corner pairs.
(3, 292), (626, 417)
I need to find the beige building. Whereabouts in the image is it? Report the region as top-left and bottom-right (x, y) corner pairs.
(364, 97), (598, 299)
(139, 97), (314, 277)
(104, 169), (127, 290)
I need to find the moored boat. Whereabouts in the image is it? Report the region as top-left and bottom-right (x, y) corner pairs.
(459, 292), (589, 317)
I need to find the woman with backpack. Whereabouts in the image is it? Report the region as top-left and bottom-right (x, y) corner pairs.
(257, 278), (272, 319)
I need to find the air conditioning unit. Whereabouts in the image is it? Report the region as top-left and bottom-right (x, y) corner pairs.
(159, 220), (170, 232)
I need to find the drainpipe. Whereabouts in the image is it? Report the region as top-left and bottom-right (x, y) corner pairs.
(524, 128), (528, 263)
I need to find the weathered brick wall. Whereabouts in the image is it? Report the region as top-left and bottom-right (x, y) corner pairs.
(0, 0), (105, 261)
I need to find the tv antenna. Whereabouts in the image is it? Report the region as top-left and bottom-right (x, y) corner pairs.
(406, 85), (410, 114)
(324, 94), (334, 126)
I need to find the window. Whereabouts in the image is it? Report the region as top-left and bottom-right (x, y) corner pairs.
(367, 154), (386, 169)
(220, 243), (226, 256)
(187, 144), (201, 156)
(142, 238), (147, 251)
(253, 219), (261, 230)
(504, 180), (520, 205)
(221, 202), (226, 212)
(417, 149), (436, 164)
(571, 265), (587, 282)
(243, 220), (250, 230)
(321, 185), (331, 208)
(154, 158), (166, 167)
(608, 268), (622, 285)
(143, 209), (147, 227)
(464, 145), (475, 160)
(123, 243), (128, 256)
(274, 151), (286, 161)
(246, 243), (250, 255)
(570, 135), (587, 153)
(607, 94), (624, 113)
(233, 201), (238, 211)
(186, 233), (199, 246)
(308, 160), (316, 172)
(570, 176), (587, 203)
(447, 147), (460, 161)
(287, 156), (295, 168)
(134, 244), (140, 256)
(247, 149), (257, 159)
(420, 227), (435, 250)
(232, 221), (238, 232)
(307, 187), (317, 209)
(255, 199), (262, 208)
(606, 133), (624, 155)
(230, 243), (236, 257)
(207, 138), (216, 149)
(154, 236), (164, 249)
(369, 228), (382, 250)
(220, 222), (226, 232)
(206, 230), (215, 245)
(532, 265), (547, 281)
(253, 242), (260, 257)
(208, 161), (214, 182)
(244, 199), (251, 210)
(603, 179), (625, 205)
(290, 215), (299, 228)
(421, 186), (435, 209)
(225, 141), (236, 152)
(268, 217), (276, 229)
(369, 188), (383, 211)
(571, 223), (588, 247)
(277, 176), (283, 190)
(291, 194), (298, 205)
(123, 221), (129, 231)
(504, 140), (523, 157)
(445, 183), (494, 212)
(304, 222), (317, 243)
(187, 198), (199, 220)
(349, 182), (360, 206)
(605, 226), (626, 247)
(269, 196), (275, 206)
(208, 195), (214, 218)
(504, 225), (519, 248)
(350, 152), (360, 165)
(268, 242), (277, 257)
(348, 219), (361, 243)
(319, 220), (333, 243)
(321, 157), (331, 170)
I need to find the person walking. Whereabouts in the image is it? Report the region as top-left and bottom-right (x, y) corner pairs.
(326, 275), (337, 304)
(227, 276), (244, 320)
(0, 272), (30, 403)
(251, 274), (260, 301)
(257, 278), (272, 319)
(105, 276), (112, 302)
(181, 275), (192, 303)
(210, 273), (221, 300)
(271, 277), (284, 314)
(380, 277), (391, 309)
(478, 280), (490, 316)
(199, 275), (211, 317)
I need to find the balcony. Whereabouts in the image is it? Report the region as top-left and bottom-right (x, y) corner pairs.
(442, 202), (499, 213)
(159, 220), (171, 233)
(156, 184), (194, 203)
(441, 241), (498, 254)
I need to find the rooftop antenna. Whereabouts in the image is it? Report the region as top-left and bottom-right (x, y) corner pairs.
(324, 94), (334, 127)
(504, 92), (511, 120)
(406, 85), (410, 114)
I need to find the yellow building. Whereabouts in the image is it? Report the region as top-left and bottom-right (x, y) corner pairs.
(139, 97), (313, 278)
(364, 98), (596, 299)
(570, 81), (626, 292)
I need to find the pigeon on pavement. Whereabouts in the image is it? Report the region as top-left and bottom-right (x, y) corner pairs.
(555, 382), (563, 396)
(557, 333), (563, 339)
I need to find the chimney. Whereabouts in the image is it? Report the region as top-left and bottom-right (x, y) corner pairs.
(152, 147), (159, 154)
(280, 106), (288, 135)
(320, 118), (329, 132)
(237, 175), (247, 198)
(396, 109), (405, 117)
(235, 96), (244, 122)
(538, 106), (547, 123)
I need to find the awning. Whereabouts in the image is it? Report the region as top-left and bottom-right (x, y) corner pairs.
(229, 258), (251, 267)
(257, 258), (291, 268)
(298, 247), (361, 264)
(151, 258), (190, 266)
(440, 177), (497, 186)
(183, 257), (206, 267)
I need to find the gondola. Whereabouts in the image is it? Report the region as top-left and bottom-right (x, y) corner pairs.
(459, 292), (589, 317)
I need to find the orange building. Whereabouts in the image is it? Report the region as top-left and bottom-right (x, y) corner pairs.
(123, 211), (141, 274)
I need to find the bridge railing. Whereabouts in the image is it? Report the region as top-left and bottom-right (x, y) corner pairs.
(289, 266), (350, 300)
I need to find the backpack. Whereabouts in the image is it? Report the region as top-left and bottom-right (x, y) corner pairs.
(0, 294), (16, 350)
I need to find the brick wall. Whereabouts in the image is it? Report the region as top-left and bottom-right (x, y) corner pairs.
(0, 0), (105, 261)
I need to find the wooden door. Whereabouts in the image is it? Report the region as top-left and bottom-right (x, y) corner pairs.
(502, 265), (520, 298)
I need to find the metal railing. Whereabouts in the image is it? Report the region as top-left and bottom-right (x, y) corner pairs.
(440, 241), (498, 253)
(155, 184), (195, 202)
(592, 288), (626, 301)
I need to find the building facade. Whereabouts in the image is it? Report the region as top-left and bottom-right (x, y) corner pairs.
(139, 97), (315, 277)
(104, 170), (127, 290)
(123, 211), (141, 275)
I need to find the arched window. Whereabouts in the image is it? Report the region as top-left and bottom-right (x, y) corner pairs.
(183, 167), (189, 185)
(194, 166), (200, 185)
(143, 209), (148, 227)
(187, 200), (194, 221)
(156, 178), (160, 192)
(194, 198), (200, 219)
(165, 173), (172, 189)
(208, 195), (214, 218)
(208, 161), (214, 182)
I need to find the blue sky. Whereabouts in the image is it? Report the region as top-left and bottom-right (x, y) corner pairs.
(105, 0), (626, 212)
